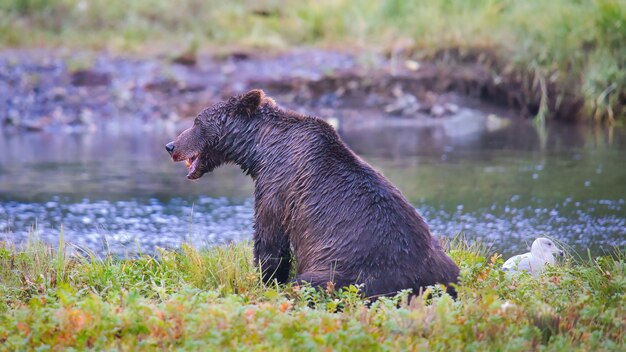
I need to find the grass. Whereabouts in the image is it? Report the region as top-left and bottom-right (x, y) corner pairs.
(0, 0), (624, 123)
(0, 236), (623, 350)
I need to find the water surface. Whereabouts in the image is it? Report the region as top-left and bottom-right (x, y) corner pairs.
(1, 119), (624, 257)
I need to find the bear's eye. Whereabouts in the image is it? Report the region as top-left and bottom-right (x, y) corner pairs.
(547, 242), (552, 246)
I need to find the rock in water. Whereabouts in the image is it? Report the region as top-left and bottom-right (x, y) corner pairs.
(503, 238), (564, 276)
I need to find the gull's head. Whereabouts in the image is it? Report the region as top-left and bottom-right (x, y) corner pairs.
(531, 237), (564, 261)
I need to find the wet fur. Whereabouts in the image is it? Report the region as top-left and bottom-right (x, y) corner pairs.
(168, 90), (460, 298)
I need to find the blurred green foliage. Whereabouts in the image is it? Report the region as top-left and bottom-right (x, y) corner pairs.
(0, 0), (624, 122)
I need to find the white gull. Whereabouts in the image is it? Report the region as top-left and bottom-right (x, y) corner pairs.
(503, 238), (564, 276)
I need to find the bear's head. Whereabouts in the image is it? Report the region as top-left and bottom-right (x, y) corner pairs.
(165, 89), (265, 179)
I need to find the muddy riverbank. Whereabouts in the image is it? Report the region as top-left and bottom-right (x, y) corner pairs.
(1, 49), (532, 135)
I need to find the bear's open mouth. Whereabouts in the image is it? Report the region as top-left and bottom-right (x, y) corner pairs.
(185, 153), (201, 179)
(185, 154), (197, 169)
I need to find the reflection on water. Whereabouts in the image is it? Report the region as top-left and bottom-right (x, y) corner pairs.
(1, 120), (624, 257)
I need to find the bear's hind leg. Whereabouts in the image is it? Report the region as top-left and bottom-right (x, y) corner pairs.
(293, 272), (328, 288)
(293, 271), (350, 291)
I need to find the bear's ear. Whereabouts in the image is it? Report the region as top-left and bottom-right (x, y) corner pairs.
(236, 89), (264, 118)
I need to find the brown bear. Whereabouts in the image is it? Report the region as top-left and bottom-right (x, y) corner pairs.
(166, 89), (459, 299)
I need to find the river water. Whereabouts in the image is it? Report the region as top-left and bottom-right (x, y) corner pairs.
(1, 118), (624, 257)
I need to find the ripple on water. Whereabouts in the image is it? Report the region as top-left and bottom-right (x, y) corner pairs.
(420, 201), (625, 255)
(0, 197), (255, 256)
(0, 197), (624, 257)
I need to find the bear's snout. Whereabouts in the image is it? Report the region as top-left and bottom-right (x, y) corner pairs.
(165, 142), (176, 155)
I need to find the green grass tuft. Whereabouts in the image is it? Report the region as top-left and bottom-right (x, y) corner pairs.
(0, 237), (623, 350)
